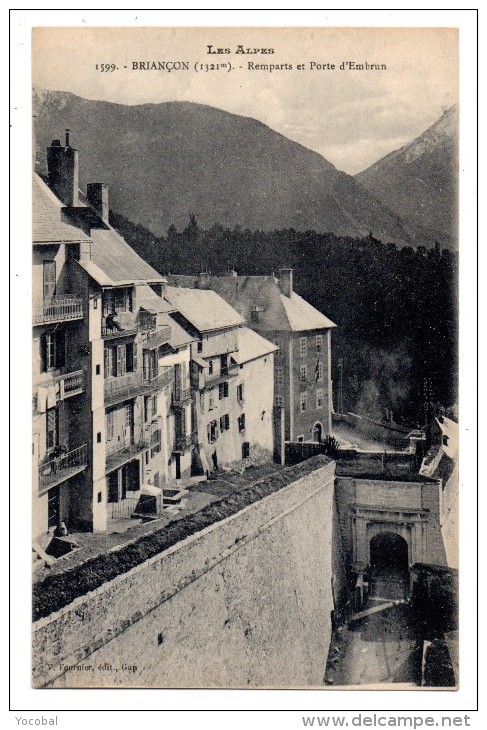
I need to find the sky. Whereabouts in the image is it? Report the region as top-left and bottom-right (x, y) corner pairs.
(31, 25), (458, 174)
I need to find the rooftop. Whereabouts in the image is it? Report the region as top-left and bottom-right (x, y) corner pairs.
(232, 327), (278, 365)
(164, 286), (244, 333)
(88, 228), (166, 287)
(33, 174), (92, 244)
(168, 274), (336, 333)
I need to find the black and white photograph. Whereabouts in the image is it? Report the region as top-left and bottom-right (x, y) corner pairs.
(11, 9), (478, 715)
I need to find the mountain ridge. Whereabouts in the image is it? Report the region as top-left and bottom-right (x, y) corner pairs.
(33, 88), (445, 247)
(356, 105), (458, 247)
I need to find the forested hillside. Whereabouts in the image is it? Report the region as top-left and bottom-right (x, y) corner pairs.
(110, 211), (458, 427)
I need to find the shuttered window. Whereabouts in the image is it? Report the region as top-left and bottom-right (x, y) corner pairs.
(43, 260), (56, 300)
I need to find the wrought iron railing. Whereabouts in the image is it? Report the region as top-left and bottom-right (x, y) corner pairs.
(104, 366), (174, 405)
(174, 432), (194, 452)
(101, 312), (138, 338)
(33, 296), (83, 325)
(172, 387), (192, 407)
(105, 439), (149, 473)
(38, 444), (88, 491)
(108, 494), (163, 521)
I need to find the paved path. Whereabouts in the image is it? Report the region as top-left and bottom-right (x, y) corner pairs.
(326, 601), (422, 687)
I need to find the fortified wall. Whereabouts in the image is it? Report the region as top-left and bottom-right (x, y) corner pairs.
(33, 457), (343, 688)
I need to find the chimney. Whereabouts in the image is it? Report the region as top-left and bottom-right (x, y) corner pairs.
(197, 272), (211, 288)
(87, 183), (109, 225)
(278, 268), (293, 298)
(46, 130), (79, 206)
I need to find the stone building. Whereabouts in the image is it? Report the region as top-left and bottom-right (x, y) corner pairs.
(164, 286), (277, 472)
(168, 270), (336, 443)
(33, 134), (176, 539)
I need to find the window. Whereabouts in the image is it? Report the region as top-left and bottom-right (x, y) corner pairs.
(300, 337), (307, 357)
(43, 260), (56, 300)
(220, 354), (228, 375)
(219, 381), (229, 399)
(316, 335), (322, 353)
(41, 330), (66, 371)
(106, 410), (115, 441)
(96, 364), (101, 375)
(197, 341), (203, 353)
(145, 394), (157, 421)
(300, 364), (307, 383)
(315, 361), (323, 382)
(105, 343), (136, 378)
(208, 360), (214, 375)
(46, 407), (58, 450)
(242, 442), (250, 459)
(125, 403), (132, 428)
(219, 414), (230, 432)
(238, 414), (246, 433)
(207, 420), (218, 444)
(208, 388), (215, 410)
(151, 427), (162, 457)
(275, 366), (283, 388)
(102, 288), (132, 316)
(300, 392), (307, 412)
(237, 383), (244, 403)
(297, 435), (304, 443)
(117, 345), (127, 377)
(316, 388), (324, 408)
(97, 432), (102, 443)
(143, 349), (157, 381)
(275, 395), (283, 408)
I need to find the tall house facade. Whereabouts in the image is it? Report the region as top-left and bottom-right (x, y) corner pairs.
(32, 174), (92, 542)
(168, 270), (336, 443)
(164, 287), (276, 472)
(33, 134), (176, 539)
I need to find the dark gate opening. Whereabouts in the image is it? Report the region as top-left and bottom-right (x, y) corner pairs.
(370, 532), (409, 600)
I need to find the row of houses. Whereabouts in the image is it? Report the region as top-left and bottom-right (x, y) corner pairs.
(32, 133), (336, 542)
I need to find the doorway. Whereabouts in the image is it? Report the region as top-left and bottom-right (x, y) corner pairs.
(313, 422), (323, 442)
(370, 532), (409, 600)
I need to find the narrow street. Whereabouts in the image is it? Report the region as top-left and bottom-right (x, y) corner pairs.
(326, 599), (422, 687)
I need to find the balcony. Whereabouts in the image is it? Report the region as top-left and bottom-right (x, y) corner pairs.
(106, 439), (149, 473)
(102, 311), (138, 339)
(104, 366), (174, 406)
(35, 370), (85, 408)
(172, 387), (192, 408)
(33, 296), (83, 325)
(38, 444), (88, 492)
(173, 432), (194, 453)
(142, 325), (172, 350)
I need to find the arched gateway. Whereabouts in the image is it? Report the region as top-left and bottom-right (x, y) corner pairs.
(369, 531), (409, 600)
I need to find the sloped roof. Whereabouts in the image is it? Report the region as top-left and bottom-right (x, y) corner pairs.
(138, 285), (174, 314)
(158, 313), (197, 349)
(89, 229), (165, 286)
(280, 291), (336, 331)
(164, 286), (244, 333)
(32, 174), (91, 244)
(232, 327), (278, 365)
(210, 275), (336, 332)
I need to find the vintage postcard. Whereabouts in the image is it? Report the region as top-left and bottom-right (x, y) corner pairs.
(26, 19), (469, 698)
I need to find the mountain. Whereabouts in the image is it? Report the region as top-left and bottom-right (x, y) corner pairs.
(34, 89), (427, 247)
(356, 105), (458, 248)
